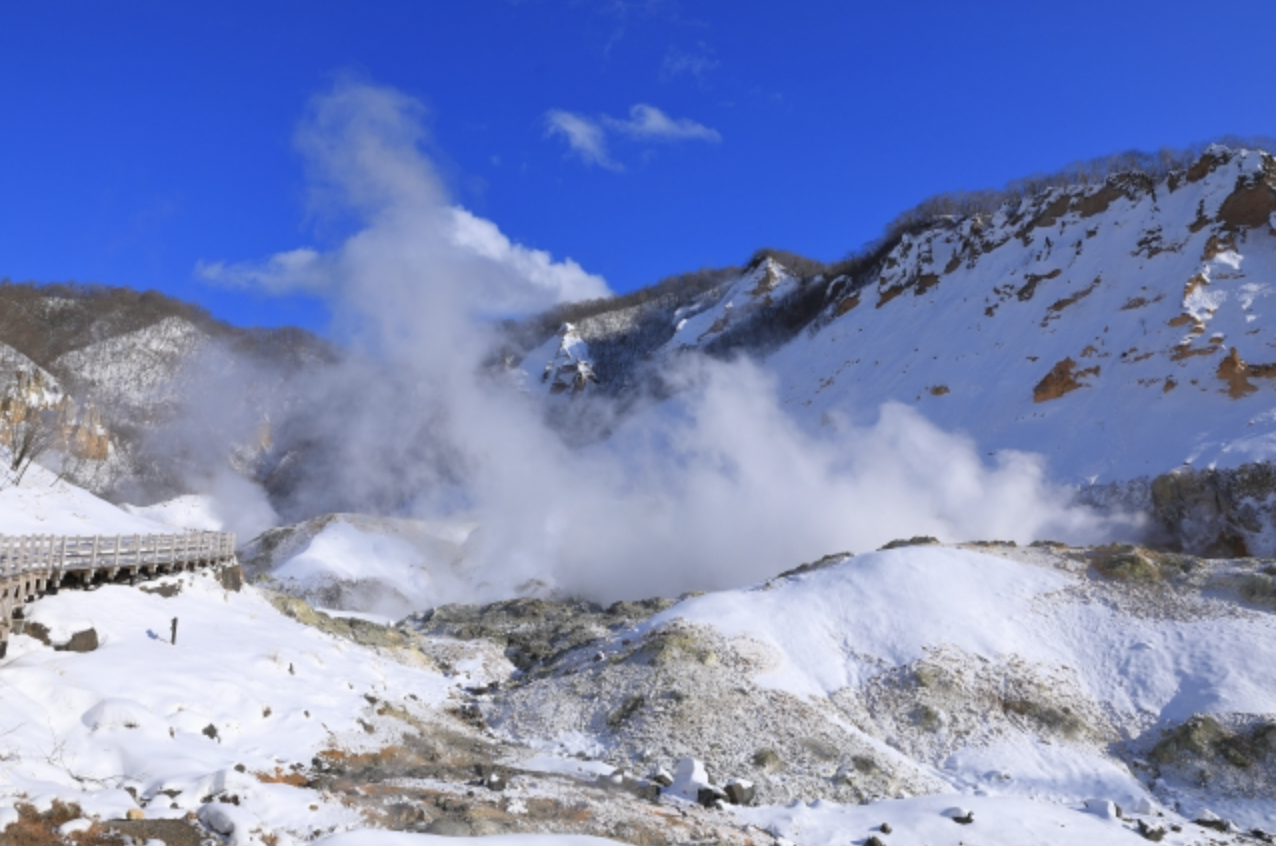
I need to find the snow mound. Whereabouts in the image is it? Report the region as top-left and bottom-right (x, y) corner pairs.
(242, 513), (478, 617)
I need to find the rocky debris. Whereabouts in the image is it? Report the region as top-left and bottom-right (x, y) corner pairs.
(1148, 462), (1276, 557)
(22, 621), (99, 652)
(1150, 714), (1276, 770)
(772, 551), (853, 580)
(106, 818), (204, 846)
(878, 536), (940, 550)
(216, 564), (244, 592)
(1087, 544), (1195, 583)
(648, 766), (673, 787)
(1195, 810), (1232, 832)
(723, 778), (756, 806)
(1136, 817), (1167, 841)
(139, 580), (182, 597)
(409, 595), (676, 674)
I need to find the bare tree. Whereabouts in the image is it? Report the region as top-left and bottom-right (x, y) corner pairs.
(6, 407), (57, 486)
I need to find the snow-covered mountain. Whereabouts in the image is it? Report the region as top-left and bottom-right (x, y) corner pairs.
(518, 145), (1276, 553)
(5, 145), (1276, 552)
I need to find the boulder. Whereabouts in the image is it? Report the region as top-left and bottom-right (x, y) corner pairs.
(723, 779), (755, 806)
(59, 628), (99, 653)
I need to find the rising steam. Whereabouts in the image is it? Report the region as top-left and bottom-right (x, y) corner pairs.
(194, 79), (1137, 603)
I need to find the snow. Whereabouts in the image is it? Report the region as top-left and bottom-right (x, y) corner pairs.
(665, 545), (1276, 723)
(0, 458), (176, 536)
(737, 793), (1192, 846)
(122, 494), (226, 532)
(729, 150), (1276, 483)
(660, 547), (1071, 696)
(262, 517), (474, 617)
(51, 316), (206, 408)
(0, 564), (463, 843)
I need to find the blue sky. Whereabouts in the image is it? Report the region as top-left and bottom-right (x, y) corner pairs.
(2, 0), (1274, 334)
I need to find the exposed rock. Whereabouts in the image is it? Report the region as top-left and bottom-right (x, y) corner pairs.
(25, 623), (100, 653)
(1148, 463), (1276, 556)
(723, 779), (755, 806)
(879, 536), (940, 550)
(412, 595), (675, 673)
(1032, 356), (1099, 402)
(1138, 819), (1167, 841)
(216, 564), (244, 592)
(648, 766), (673, 787)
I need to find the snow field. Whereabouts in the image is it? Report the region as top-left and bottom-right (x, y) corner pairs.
(0, 567), (463, 845)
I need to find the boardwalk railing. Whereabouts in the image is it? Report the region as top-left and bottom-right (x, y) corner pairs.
(1, 531), (236, 658)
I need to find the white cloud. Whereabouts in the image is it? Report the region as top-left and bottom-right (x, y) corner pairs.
(544, 103), (720, 169)
(544, 109), (621, 170)
(604, 103), (721, 142)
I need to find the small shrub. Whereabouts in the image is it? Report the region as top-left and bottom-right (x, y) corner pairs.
(1, 801), (124, 846)
(1237, 573), (1276, 605)
(606, 694), (646, 729)
(913, 665), (946, 689)
(850, 755), (879, 774)
(1002, 698), (1085, 738)
(1090, 544), (1162, 582)
(1151, 715), (1228, 764)
(914, 704), (943, 731)
(752, 748), (783, 771)
(879, 536), (941, 551)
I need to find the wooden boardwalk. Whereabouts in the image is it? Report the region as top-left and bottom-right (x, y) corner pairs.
(0, 531), (236, 658)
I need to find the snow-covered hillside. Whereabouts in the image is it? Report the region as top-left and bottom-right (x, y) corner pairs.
(525, 147), (1276, 488)
(770, 147), (1276, 484)
(52, 315), (208, 410)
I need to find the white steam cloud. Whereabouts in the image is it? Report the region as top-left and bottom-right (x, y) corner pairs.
(199, 80), (1136, 604)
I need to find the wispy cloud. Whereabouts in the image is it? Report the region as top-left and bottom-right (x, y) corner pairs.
(604, 103), (720, 142)
(544, 103), (720, 170)
(544, 109), (622, 171)
(661, 43), (719, 87)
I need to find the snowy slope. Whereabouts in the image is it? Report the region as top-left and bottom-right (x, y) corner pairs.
(240, 513), (478, 618)
(0, 341), (64, 406)
(0, 454), (176, 535)
(0, 570), (464, 843)
(521, 147), (1276, 490)
(51, 315), (207, 408)
(767, 147), (1276, 484)
(521, 322), (600, 396)
(662, 257), (801, 351)
(485, 542), (1276, 834)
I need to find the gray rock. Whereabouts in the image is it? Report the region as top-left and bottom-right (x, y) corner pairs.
(56, 628), (99, 653)
(724, 779), (755, 806)
(696, 785), (726, 808)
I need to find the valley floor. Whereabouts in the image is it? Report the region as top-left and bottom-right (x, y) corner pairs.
(2, 534), (1275, 846)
